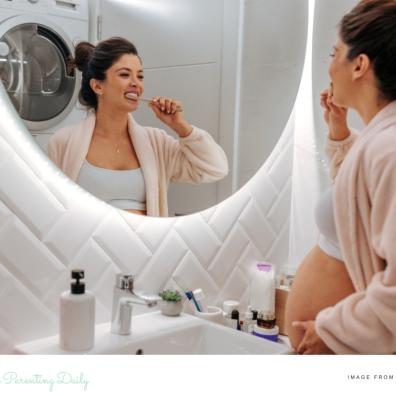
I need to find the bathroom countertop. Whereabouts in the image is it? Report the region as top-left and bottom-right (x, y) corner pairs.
(14, 312), (292, 355)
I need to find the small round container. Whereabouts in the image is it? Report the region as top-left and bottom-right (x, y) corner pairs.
(195, 305), (223, 324)
(252, 324), (279, 342)
(222, 300), (240, 314)
(257, 311), (276, 329)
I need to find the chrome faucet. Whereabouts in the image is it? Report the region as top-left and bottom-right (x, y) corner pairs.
(111, 274), (161, 335)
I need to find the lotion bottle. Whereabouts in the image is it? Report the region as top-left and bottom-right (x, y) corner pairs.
(59, 269), (95, 351)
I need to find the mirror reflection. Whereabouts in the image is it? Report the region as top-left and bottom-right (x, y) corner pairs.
(47, 37), (228, 217)
(0, 0), (308, 216)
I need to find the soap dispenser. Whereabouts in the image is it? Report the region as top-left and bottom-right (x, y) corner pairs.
(59, 269), (95, 351)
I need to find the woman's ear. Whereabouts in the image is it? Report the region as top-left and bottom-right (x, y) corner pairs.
(352, 54), (371, 81)
(89, 78), (103, 96)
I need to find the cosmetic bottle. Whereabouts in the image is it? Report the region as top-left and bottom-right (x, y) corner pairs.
(59, 269), (95, 351)
(231, 309), (240, 330)
(251, 309), (258, 326)
(243, 310), (254, 333)
(222, 300), (240, 327)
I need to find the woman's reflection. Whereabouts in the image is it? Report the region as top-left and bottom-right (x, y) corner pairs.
(47, 37), (228, 216)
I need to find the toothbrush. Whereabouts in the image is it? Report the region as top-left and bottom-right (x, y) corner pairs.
(136, 96), (155, 103)
(125, 92), (152, 102)
(125, 93), (183, 111)
(329, 82), (333, 98)
(185, 291), (201, 312)
(192, 288), (207, 313)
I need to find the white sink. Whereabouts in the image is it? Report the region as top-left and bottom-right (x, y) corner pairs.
(14, 312), (291, 355)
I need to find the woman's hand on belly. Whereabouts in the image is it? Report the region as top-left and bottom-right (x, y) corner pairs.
(292, 320), (333, 354)
(125, 209), (147, 216)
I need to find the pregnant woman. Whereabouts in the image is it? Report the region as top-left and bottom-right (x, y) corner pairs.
(286, 0), (396, 354)
(285, 85), (355, 353)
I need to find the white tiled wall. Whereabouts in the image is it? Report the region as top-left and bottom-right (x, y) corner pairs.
(0, 81), (294, 353)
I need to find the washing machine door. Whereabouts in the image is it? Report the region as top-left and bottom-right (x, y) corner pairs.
(0, 16), (80, 131)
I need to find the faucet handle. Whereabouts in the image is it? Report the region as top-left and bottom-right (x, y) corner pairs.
(115, 274), (134, 290)
(134, 290), (162, 307)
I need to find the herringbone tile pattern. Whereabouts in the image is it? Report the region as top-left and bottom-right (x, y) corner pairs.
(0, 111), (294, 353)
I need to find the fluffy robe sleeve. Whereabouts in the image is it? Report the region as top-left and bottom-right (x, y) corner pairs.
(316, 149), (396, 353)
(325, 131), (359, 182)
(150, 126), (228, 183)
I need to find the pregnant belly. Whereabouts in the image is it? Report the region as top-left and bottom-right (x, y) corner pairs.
(285, 245), (355, 350)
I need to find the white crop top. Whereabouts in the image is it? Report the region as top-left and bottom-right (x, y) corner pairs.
(77, 160), (146, 211)
(314, 187), (343, 261)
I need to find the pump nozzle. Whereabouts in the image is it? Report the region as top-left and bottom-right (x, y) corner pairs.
(70, 269), (85, 294)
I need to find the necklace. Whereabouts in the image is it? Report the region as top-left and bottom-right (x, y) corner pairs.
(110, 137), (124, 153)
(114, 134), (128, 154)
(94, 129), (127, 153)
(114, 136), (124, 154)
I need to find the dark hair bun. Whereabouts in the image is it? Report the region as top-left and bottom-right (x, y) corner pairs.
(75, 37), (139, 110)
(74, 41), (95, 72)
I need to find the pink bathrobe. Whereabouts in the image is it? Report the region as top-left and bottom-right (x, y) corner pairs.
(315, 101), (396, 354)
(47, 111), (228, 217)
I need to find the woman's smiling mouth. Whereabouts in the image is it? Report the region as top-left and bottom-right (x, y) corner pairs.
(125, 92), (138, 101)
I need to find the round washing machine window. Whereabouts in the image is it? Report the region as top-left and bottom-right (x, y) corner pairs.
(0, 16), (80, 131)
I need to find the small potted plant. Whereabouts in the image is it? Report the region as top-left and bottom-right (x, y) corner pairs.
(158, 289), (183, 316)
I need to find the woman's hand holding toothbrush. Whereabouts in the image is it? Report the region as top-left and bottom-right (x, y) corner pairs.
(148, 96), (193, 138)
(320, 83), (351, 141)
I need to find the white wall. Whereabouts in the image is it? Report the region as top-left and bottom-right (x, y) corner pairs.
(237, 0), (308, 188)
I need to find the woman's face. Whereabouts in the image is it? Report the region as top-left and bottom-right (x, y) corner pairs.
(98, 53), (144, 113)
(328, 39), (355, 108)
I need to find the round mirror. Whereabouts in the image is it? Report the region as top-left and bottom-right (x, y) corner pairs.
(1, 0), (308, 217)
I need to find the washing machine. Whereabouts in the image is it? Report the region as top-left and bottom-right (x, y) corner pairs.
(0, 0), (89, 150)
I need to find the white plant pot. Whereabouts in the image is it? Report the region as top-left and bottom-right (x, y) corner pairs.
(159, 300), (183, 316)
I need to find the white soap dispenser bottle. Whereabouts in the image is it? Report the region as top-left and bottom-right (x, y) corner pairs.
(59, 269), (95, 351)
